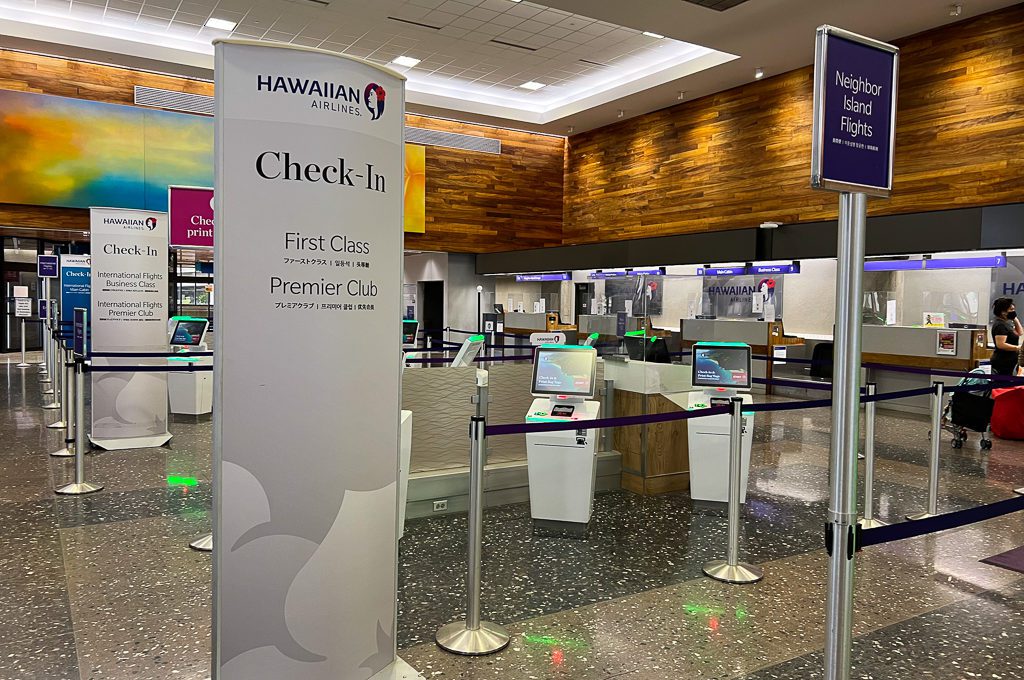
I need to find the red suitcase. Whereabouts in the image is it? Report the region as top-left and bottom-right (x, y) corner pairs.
(990, 386), (1024, 440)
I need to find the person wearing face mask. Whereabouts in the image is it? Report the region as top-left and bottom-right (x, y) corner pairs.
(990, 297), (1022, 376)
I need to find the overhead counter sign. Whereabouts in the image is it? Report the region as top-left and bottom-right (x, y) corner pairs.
(811, 26), (899, 197)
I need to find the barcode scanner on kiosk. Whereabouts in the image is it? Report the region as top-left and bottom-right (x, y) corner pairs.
(524, 345), (601, 535)
(686, 342), (755, 503)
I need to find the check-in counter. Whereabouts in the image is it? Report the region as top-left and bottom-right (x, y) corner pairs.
(679, 319), (804, 394)
(863, 326), (989, 413)
(775, 326), (990, 414)
(503, 311), (578, 341)
(603, 357), (698, 496)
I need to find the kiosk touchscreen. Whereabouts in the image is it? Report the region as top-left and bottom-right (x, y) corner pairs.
(451, 334), (485, 368)
(402, 319), (419, 348)
(171, 318), (208, 347)
(525, 345), (601, 534)
(686, 342), (754, 503)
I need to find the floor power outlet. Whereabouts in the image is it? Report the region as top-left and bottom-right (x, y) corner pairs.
(432, 499), (448, 512)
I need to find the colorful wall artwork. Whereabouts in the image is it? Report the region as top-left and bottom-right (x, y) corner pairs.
(0, 88), (427, 232)
(404, 143), (425, 234)
(0, 89), (211, 211)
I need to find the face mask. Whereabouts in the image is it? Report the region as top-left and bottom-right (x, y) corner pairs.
(1009, 311), (1018, 321)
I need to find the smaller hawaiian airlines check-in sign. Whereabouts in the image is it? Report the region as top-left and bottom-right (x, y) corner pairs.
(811, 26), (899, 197)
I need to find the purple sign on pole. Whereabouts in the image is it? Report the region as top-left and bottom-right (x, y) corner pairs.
(812, 27), (899, 197)
(37, 254), (58, 278)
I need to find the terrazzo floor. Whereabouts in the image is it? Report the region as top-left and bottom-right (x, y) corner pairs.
(2, 351), (1023, 679)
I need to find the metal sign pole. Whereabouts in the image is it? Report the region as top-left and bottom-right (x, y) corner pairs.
(824, 192), (868, 680)
(435, 415), (510, 656)
(17, 319), (31, 368)
(703, 396), (763, 584)
(601, 378), (615, 452)
(859, 383), (886, 528)
(908, 382), (944, 520)
(39, 279), (50, 370)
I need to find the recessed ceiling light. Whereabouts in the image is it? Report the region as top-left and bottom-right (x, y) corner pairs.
(617, 109), (625, 118)
(754, 67), (765, 79)
(205, 17), (237, 31)
(642, 31), (665, 39)
(677, 90), (686, 100)
(520, 81), (545, 90)
(949, 3), (963, 17)
(392, 55), (421, 68)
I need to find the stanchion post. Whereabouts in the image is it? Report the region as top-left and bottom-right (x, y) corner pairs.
(435, 415), (510, 655)
(56, 356), (103, 495)
(46, 345), (69, 424)
(907, 381), (944, 520)
(601, 379), (615, 453)
(17, 318), (31, 368)
(703, 397), (763, 584)
(41, 323), (53, 383)
(859, 383), (886, 528)
(42, 327), (60, 403)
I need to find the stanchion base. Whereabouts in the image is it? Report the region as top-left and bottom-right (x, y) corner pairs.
(41, 402), (60, 410)
(189, 533), (213, 552)
(858, 453), (865, 460)
(435, 621), (510, 656)
(1014, 487), (1024, 496)
(906, 512), (937, 521)
(40, 376), (52, 383)
(16, 362), (31, 368)
(42, 387), (55, 395)
(55, 482), (103, 495)
(858, 517), (887, 529)
(49, 447), (74, 458)
(702, 560), (764, 584)
(46, 420), (67, 429)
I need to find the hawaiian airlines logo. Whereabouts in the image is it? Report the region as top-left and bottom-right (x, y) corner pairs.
(145, 217), (158, 231)
(364, 83), (386, 120)
(103, 216), (154, 231)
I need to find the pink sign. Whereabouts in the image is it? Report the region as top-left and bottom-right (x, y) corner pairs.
(169, 186), (214, 248)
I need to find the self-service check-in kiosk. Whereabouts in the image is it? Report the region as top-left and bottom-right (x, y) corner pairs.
(686, 342), (754, 503)
(167, 317), (212, 415)
(525, 344), (600, 534)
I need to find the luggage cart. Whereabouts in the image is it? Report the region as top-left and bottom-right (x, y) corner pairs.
(943, 367), (994, 450)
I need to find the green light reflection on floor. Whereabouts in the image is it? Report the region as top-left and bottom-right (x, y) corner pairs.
(166, 475), (199, 487)
(522, 633), (589, 650)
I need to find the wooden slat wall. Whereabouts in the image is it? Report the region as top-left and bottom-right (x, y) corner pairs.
(404, 114), (565, 253)
(563, 5), (1024, 246)
(0, 50), (565, 252)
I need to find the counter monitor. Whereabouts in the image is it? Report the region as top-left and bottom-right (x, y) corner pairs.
(532, 345), (597, 398)
(171, 319), (209, 347)
(624, 332), (671, 364)
(692, 342), (752, 390)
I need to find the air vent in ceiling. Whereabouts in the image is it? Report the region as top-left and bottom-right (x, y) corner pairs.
(134, 86), (213, 116)
(490, 39), (536, 51)
(406, 127), (501, 155)
(387, 16), (443, 30)
(681, 0), (751, 10)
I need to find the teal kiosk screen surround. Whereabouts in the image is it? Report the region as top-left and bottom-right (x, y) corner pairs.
(531, 345), (597, 398)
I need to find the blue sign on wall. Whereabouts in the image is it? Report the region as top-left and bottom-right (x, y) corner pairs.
(811, 26), (899, 196)
(60, 255), (90, 349)
(37, 254), (59, 278)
